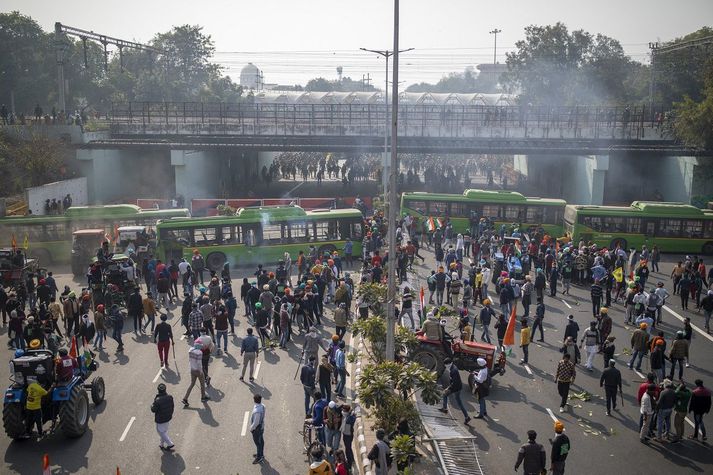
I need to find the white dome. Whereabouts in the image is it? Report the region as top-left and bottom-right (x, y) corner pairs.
(240, 63), (261, 89)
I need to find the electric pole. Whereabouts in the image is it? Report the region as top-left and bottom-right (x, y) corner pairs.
(489, 28), (502, 64)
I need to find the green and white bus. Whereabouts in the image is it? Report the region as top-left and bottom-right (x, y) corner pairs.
(0, 205), (190, 264)
(564, 201), (713, 254)
(401, 189), (566, 236)
(155, 205), (364, 270)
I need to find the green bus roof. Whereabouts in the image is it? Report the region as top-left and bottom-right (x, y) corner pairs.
(566, 202), (711, 218)
(156, 206), (362, 229)
(402, 190), (565, 206)
(65, 204), (143, 217)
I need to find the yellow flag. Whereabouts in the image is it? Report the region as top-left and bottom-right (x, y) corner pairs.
(23, 234), (29, 250)
(612, 267), (623, 283)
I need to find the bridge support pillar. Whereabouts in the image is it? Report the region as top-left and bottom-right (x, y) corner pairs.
(171, 150), (223, 205)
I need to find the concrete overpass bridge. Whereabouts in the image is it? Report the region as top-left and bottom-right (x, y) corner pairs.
(73, 101), (711, 207)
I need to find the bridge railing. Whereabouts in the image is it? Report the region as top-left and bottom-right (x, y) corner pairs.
(109, 102), (667, 138)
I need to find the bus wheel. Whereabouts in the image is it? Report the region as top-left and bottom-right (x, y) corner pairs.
(206, 252), (227, 272)
(703, 242), (713, 256)
(318, 244), (337, 257)
(610, 238), (627, 250)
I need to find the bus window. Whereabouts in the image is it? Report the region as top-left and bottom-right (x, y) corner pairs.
(450, 202), (469, 217)
(351, 221), (363, 239)
(626, 218), (641, 234)
(658, 219), (682, 237)
(289, 222), (310, 243)
(482, 204), (500, 219)
(602, 217), (625, 233)
(405, 200), (427, 214)
(161, 228), (192, 245)
(503, 205), (524, 221)
(526, 206), (544, 223)
(261, 223), (284, 244)
(683, 220), (703, 238)
(428, 201), (448, 216)
(705, 221), (713, 239)
(193, 227), (217, 246)
(242, 225), (259, 246)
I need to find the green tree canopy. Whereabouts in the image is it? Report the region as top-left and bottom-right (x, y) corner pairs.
(673, 63), (713, 150)
(305, 76), (376, 92)
(502, 22), (642, 105)
(406, 66), (500, 93)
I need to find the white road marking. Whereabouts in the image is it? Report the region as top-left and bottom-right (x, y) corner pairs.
(180, 334), (186, 341)
(685, 417), (695, 429)
(662, 305), (713, 343)
(633, 369), (646, 379)
(254, 361), (262, 379)
(545, 408), (559, 423)
(561, 299), (572, 309)
(152, 368), (163, 383)
(119, 417), (136, 442)
(524, 364), (533, 376)
(240, 411), (250, 436)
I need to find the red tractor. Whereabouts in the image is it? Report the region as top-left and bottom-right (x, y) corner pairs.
(409, 330), (506, 378)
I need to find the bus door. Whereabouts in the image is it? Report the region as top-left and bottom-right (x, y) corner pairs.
(643, 219), (656, 245)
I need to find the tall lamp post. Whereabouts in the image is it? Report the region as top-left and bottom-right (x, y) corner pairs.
(359, 46), (414, 194)
(489, 28), (502, 64)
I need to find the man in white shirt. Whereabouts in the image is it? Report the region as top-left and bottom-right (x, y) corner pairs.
(640, 383), (655, 443)
(250, 394), (266, 464)
(473, 358), (489, 418)
(178, 258), (189, 276)
(654, 282), (669, 324)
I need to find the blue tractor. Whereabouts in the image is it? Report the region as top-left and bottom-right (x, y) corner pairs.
(3, 349), (105, 440)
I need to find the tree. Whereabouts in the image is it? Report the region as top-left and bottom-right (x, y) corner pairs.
(0, 131), (69, 195)
(406, 66), (500, 93)
(305, 76), (376, 92)
(502, 22), (641, 105)
(673, 63), (713, 150)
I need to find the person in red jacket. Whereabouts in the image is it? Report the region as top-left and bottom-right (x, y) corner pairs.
(689, 379), (712, 441)
(55, 348), (78, 382)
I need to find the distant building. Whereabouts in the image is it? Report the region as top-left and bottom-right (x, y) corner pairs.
(240, 63), (263, 90)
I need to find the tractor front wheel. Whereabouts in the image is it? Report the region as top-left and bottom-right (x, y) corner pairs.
(90, 377), (105, 406)
(59, 385), (89, 438)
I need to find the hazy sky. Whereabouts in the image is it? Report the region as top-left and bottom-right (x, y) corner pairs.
(4, 0), (713, 87)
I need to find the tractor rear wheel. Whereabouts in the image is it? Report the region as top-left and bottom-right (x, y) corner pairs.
(410, 345), (446, 376)
(3, 403), (26, 440)
(90, 377), (105, 405)
(59, 385), (89, 438)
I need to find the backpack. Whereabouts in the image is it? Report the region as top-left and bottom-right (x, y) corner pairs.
(512, 283), (521, 299)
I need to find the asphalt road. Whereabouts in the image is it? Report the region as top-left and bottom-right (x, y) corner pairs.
(0, 264), (351, 475)
(406, 249), (713, 475)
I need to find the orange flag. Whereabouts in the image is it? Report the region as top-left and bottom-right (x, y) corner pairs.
(502, 301), (518, 346)
(42, 454), (50, 475)
(69, 336), (78, 359)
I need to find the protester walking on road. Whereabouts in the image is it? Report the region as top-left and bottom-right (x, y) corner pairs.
(440, 361), (471, 424)
(556, 353), (576, 413)
(182, 342), (210, 406)
(580, 321), (600, 371)
(689, 379), (711, 441)
(600, 360), (622, 416)
(628, 323), (650, 371)
(151, 383), (175, 451)
(514, 430), (546, 475)
(153, 314), (174, 368)
(250, 394), (266, 464)
(673, 381), (692, 442)
(300, 356), (317, 416)
(640, 383), (656, 443)
(479, 299), (494, 343)
(240, 328), (259, 381)
(669, 331), (689, 380)
(519, 318), (531, 365)
(550, 421), (570, 475)
(367, 428), (391, 475)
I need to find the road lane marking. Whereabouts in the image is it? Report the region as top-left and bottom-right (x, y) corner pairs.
(633, 369), (646, 379)
(545, 408), (559, 423)
(685, 417), (695, 429)
(241, 411), (250, 436)
(254, 361), (261, 379)
(180, 334), (186, 341)
(119, 417), (136, 442)
(662, 305), (713, 343)
(524, 364), (533, 376)
(561, 299), (572, 309)
(152, 368), (163, 383)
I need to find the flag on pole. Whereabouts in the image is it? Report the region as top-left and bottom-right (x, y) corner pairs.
(11, 234), (17, 249)
(428, 216), (436, 232)
(419, 286), (425, 311)
(42, 454), (50, 475)
(69, 336), (78, 359)
(514, 240), (522, 256)
(502, 301), (518, 346)
(23, 234), (29, 250)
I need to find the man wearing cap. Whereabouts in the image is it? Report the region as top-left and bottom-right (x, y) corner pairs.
(153, 314), (174, 369)
(600, 360), (622, 416)
(597, 307), (612, 351)
(324, 400), (343, 454)
(24, 375), (48, 438)
(549, 421), (570, 475)
(579, 321), (599, 371)
(628, 323), (650, 372)
(182, 342), (210, 406)
(472, 358), (489, 418)
(563, 315), (579, 343)
(151, 383), (175, 451)
(514, 429), (546, 474)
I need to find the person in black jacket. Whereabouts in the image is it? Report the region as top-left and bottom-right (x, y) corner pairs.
(127, 288), (143, 333)
(439, 362), (471, 424)
(549, 421), (570, 475)
(600, 360), (622, 416)
(151, 383), (175, 451)
(300, 356), (317, 417)
(563, 315), (579, 343)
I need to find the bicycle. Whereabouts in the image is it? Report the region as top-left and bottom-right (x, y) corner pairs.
(300, 418), (314, 452)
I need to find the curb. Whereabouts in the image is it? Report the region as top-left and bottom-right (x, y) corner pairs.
(351, 335), (373, 475)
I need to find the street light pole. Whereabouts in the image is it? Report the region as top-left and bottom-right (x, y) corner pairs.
(489, 28), (502, 64)
(359, 46), (414, 194)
